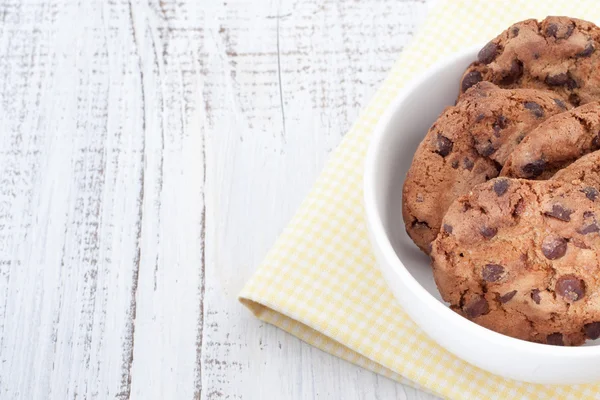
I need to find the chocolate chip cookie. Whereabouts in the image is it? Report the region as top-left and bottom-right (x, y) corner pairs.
(403, 82), (568, 252)
(431, 178), (600, 345)
(461, 17), (600, 106)
(501, 102), (600, 179)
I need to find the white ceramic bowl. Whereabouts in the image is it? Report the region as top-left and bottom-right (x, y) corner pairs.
(364, 46), (600, 385)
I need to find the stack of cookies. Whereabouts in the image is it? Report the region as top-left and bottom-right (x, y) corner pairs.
(402, 16), (600, 346)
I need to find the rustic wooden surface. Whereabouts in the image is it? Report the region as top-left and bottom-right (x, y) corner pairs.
(0, 0), (440, 398)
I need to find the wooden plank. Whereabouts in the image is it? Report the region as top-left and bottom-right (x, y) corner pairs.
(126, 0), (206, 398)
(0, 0), (147, 397)
(201, 0), (439, 399)
(0, 0), (207, 398)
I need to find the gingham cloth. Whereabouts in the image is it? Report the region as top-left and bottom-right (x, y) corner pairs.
(239, 1), (600, 398)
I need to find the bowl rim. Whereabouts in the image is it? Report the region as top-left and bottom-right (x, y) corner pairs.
(363, 45), (600, 357)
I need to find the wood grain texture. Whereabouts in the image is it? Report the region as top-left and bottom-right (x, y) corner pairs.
(202, 0), (438, 399)
(0, 0), (439, 398)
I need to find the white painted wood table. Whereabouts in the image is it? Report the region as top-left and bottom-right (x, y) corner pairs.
(0, 0), (441, 398)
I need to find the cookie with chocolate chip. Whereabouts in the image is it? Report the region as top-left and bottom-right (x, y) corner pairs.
(431, 178), (600, 346)
(402, 82), (568, 252)
(501, 102), (600, 179)
(460, 17), (600, 106)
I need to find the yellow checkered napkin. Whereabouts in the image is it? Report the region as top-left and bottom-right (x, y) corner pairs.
(240, 1), (600, 398)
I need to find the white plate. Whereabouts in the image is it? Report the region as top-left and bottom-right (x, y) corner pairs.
(363, 46), (600, 384)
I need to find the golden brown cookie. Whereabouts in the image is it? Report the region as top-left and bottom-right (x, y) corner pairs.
(402, 82), (568, 253)
(431, 178), (600, 346)
(460, 17), (600, 106)
(501, 102), (600, 179)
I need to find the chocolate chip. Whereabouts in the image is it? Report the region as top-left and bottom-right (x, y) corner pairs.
(531, 289), (541, 304)
(463, 157), (474, 171)
(556, 275), (585, 302)
(515, 132), (526, 144)
(482, 264), (505, 282)
(464, 295), (489, 318)
(435, 134), (453, 157)
(564, 24), (575, 39)
(477, 142), (496, 157)
(480, 226), (498, 239)
(583, 187), (599, 201)
(511, 26), (520, 37)
(493, 179), (509, 196)
(524, 102), (544, 118)
(451, 160), (459, 169)
(462, 202), (472, 212)
(579, 223), (600, 235)
(478, 41), (499, 64)
(553, 98), (567, 110)
(584, 211), (595, 219)
(475, 113), (486, 122)
(584, 322), (600, 340)
(546, 22), (574, 39)
(521, 159), (546, 178)
(544, 204), (573, 222)
(499, 60), (523, 85)
(592, 132), (600, 149)
(545, 23), (559, 38)
(577, 43), (595, 58)
(546, 72), (568, 86)
(547, 333), (564, 346)
(492, 115), (508, 135)
(462, 71), (482, 92)
(546, 73), (577, 89)
(569, 93), (581, 106)
(533, 52), (540, 60)
(443, 224), (453, 234)
(542, 236), (568, 260)
(499, 290), (517, 303)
